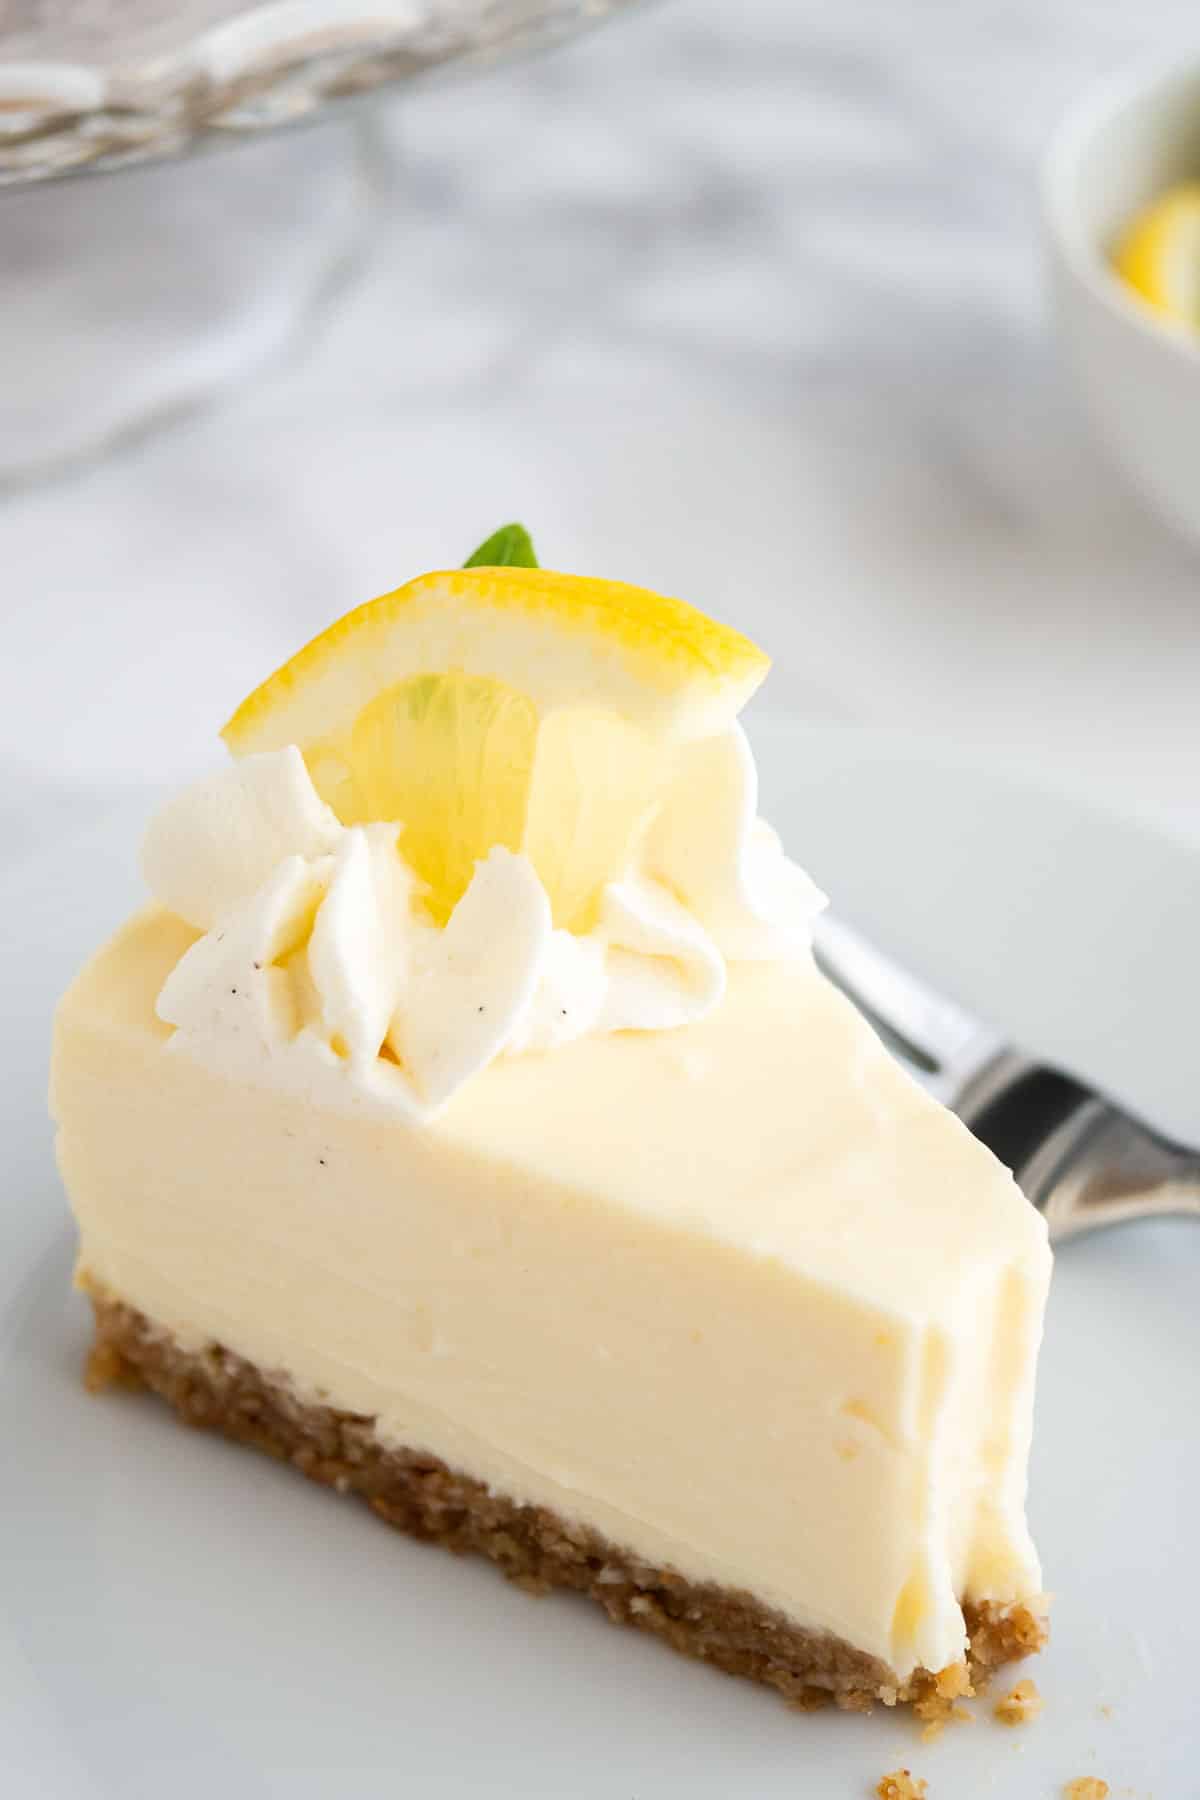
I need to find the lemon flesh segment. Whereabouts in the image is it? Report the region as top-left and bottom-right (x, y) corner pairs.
(345, 673), (537, 928)
(1113, 184), (1200, 327)
(522, 709), (664, 934)
(222, 568), (769, 757)
(330, 674), (660, 931)
(222, 567), (768, 930)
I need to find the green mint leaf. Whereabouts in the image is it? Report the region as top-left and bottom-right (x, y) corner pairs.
(463, 523), (538, 569)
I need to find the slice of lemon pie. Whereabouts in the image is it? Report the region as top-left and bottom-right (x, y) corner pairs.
(52, 528), (1050, 1711)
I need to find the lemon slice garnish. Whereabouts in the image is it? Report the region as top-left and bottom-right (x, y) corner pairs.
(1112, 184), (1200, 328)
(223, 566), (767, 930)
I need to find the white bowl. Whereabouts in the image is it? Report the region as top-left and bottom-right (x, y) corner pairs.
(1044, 52), (1200, 542)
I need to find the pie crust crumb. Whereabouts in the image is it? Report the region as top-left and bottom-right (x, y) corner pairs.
(84, 1339), (144, 1394)
(918, 1704), (972, 1743)
(1063, 1781), (1109, 1799)
(994, 1677), (1043, 1726)
(915, 1660), (974, 1738)
(875, 1772), (928, 1800)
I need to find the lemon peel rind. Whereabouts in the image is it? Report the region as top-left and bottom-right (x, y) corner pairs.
(222, 567), (769, 755)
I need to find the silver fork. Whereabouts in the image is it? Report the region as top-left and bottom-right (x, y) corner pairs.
(815, 914), (1200, 1243)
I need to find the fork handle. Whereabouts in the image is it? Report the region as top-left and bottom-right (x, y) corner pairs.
(1016, 1097), (1200, 1240)
(814, 915), (1200, 1242)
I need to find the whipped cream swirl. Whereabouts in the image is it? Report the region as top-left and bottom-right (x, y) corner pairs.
(142, 727), (826, 1119)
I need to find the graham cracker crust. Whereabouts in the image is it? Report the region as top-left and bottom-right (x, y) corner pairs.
(85, 1292), (1047, 1713)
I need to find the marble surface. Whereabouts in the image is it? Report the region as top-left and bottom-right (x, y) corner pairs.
(3, 0), (1200, 872)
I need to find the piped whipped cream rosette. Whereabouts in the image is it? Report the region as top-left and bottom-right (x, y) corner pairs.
(143, 729), (825, 1119)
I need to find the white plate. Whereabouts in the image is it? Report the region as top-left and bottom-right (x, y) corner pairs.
(3, 723), (1198, 1798)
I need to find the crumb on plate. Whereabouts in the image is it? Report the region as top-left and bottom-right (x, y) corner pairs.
(918, 1706), (972, 1744)
(915, 1661), (974, 1739)
(875, 1772), (928, 1800)
(994, 1677), (1043, 1726)
(1063, 1780), (1109, 1799)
